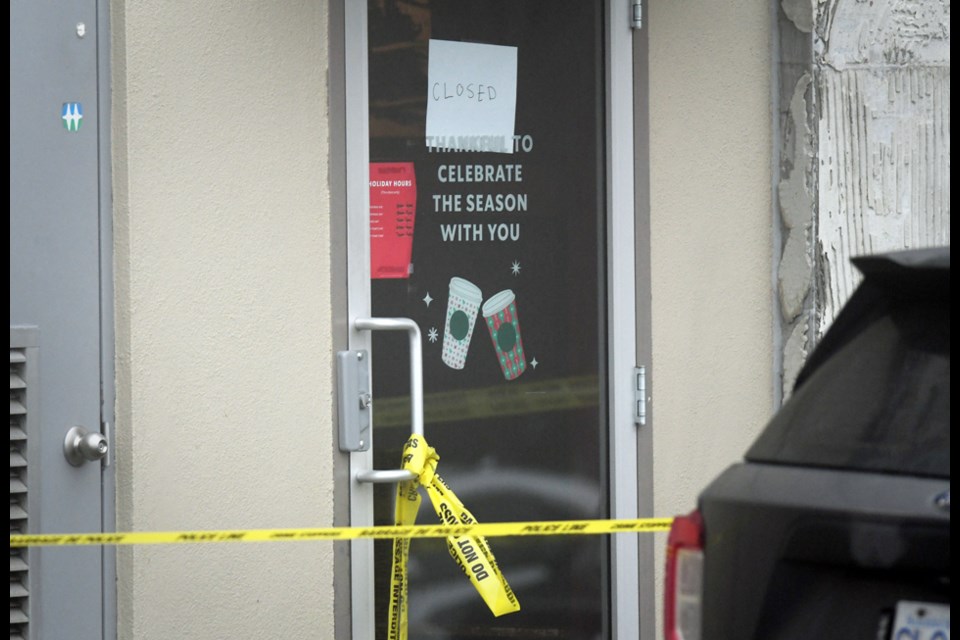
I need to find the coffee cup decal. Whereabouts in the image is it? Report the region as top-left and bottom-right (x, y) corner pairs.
(482, 289), (526, 380)
(441, 277), (483, 370)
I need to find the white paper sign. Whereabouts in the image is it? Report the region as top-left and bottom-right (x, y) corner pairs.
(426, 39), (518, 154)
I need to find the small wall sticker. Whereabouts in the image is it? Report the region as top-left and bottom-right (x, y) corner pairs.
(61, 103), (83, 132)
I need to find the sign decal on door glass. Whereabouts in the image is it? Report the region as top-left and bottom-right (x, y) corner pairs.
(419, 124), (538, 378)
(370, 162), (417, 279)
(426, 39), (518, 154)
(437, 279), (530, 380)
(372, 127), (541, 378)
(429, 135), (532, 244)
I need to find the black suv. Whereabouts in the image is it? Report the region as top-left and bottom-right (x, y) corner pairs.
(664, 247), (950, 640)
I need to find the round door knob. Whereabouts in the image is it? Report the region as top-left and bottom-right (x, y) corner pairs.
(64, 426), (108, 466)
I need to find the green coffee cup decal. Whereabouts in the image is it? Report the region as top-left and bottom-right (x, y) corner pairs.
(441, 277), (483, 369)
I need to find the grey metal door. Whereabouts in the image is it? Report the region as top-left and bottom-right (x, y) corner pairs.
(10, 1), (110, 638)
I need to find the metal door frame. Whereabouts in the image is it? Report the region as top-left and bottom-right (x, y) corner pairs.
(329, 1), (644, 636)
(98, 0), (118, 638)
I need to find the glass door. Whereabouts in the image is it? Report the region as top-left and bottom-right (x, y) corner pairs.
(343, 1), (639, 638)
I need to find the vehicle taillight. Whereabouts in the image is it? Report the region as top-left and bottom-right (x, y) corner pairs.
(664, 509), (704, 640)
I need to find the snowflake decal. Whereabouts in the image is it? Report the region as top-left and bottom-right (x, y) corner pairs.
(427, 327), (439, 343)
(511, 260), (521, 276)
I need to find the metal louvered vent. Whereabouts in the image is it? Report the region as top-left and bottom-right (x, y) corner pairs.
(10, 332), (37, 640)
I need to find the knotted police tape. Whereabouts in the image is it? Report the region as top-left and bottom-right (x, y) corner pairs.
(388, 434), (519, 640)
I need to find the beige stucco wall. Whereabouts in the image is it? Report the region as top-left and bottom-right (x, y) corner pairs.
(111, 2), (335, 638)
(107, 0), (772, 637)
(648, 0), (774, 634)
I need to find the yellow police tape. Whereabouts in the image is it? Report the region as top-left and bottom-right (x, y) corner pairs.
(10, 435), (672, 639)
(8, 516), (672, 548)
(10, 434), (671, 640)
(10, 433), (673, 640)
(388, 434), (519, 639)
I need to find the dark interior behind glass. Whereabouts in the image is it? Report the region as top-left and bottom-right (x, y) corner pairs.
(367, 1), (610, 638)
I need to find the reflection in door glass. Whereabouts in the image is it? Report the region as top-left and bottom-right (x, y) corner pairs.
(368, 2), (608, 638)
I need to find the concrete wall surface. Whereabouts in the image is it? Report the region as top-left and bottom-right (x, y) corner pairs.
(647, 0), (774, 636)
(110, 2), (335, 638)
(814, 0), (951, 331)
(777, 0), (951, 397)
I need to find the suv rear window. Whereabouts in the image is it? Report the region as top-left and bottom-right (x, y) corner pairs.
(747, 250), (950, 479)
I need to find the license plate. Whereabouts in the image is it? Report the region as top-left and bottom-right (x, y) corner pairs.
(891, 601), (950, 640)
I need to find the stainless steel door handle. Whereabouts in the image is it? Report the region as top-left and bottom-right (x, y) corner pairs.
(353, 317), (423, 484)
(63, 425), (108, 466)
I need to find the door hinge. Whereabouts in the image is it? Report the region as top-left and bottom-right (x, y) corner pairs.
(630, 0), (643, 29)
(634, 366), (647, 425)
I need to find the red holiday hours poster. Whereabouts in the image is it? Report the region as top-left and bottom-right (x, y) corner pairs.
(369, 162), (417, 279)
